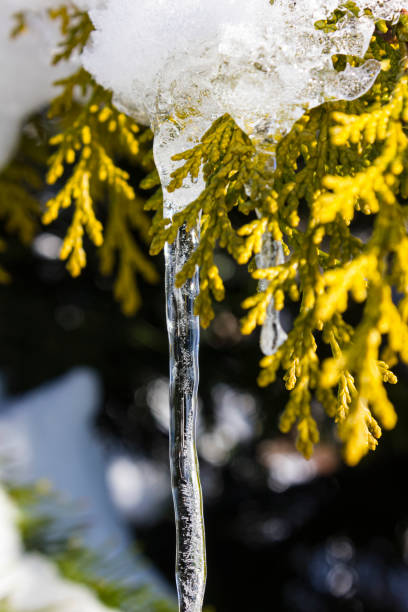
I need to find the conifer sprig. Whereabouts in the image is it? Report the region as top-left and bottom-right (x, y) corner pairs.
(8, 4), (407, 463)
(43, 7), (158, 314)
(145, 17), (407, 463)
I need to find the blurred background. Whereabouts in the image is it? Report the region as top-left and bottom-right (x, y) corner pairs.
(1, 178), (408, 611)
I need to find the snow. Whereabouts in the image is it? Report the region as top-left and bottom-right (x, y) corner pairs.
(0, 485), (117, 612)
(82, 0), (404, 139)
(0, 1), (77, 169)
(0, 487), (21, 574)
(82, 0), (405, 221)
(2, 553), (118, 612)
(78, 4), (406, 610)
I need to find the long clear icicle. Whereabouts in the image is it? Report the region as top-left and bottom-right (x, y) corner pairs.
(153, 116), (208, 611)
(165, 223), (206, 612)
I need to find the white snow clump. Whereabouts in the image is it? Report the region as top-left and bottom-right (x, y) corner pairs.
(82, 0), (404, 138)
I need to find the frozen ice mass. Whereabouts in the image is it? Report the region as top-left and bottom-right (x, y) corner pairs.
(82, 0), (405, 217)
(83, 0), (404, 139)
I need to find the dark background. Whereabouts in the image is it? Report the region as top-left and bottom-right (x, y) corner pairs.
(1, 214), (408, 612)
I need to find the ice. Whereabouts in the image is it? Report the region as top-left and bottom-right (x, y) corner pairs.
(82, 0), (406, 218)
(0, 1), (78, 169)
(6, 0), (57, 10)
(80, 2), (404, 609)
(362, 0), (406, 21)
(75, 0), (107, 10)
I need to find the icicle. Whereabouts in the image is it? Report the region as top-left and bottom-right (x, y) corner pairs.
(165, 223), (206, 612)
(255, 233), (287, 356)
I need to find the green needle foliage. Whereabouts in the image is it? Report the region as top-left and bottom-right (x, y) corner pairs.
(143, 12), (408, 465)
(43, 6), (158, 315)
(5, 481), (177, 612)
(4, 4), (408, 464)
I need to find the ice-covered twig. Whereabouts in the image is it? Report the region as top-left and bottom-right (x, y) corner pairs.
(256, 234), (288, 356)
(82, 0), (402, 135)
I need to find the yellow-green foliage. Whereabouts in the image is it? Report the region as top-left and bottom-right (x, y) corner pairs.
(147, 17), (408, 465)
(145, 115), (258, 326)
(5, 5), (408, 465)
(43, 6), (158, 314)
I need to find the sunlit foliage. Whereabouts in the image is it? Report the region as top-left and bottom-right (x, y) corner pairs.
(3, 5), (408, 463)
(45, 7), (158, 314)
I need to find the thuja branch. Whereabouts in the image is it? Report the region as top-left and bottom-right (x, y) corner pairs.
(41, 7), (159, 315)
(145, 19), (408, 464)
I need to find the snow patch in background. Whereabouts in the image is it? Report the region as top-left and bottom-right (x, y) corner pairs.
(0, 486), (119, 612)
(107, 455), (170, 525)
(82, 0), (405, 222)
(0, 368), (173, 600)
